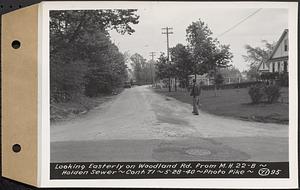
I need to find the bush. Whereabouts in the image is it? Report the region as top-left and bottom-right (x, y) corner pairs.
(264, 85), (281, 103)
(248, 84), (264, 104)
(214, 73), (224, 89)
(260, 72), (279, 80)
(201, 81), (262, 90)
(278, 72), (289, 87)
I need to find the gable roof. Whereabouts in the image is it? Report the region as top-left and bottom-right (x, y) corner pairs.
(269, 29), (288, 60)
(257, 60), (272, 72)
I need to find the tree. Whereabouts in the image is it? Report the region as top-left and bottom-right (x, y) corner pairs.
(130, 53), (153, 85)
(50, 10), (139, 54)
(186, 19), (233, 79)
(84, 37), (129, 96)
(243, 40), (275, 80)
(50, 10), (139, 101)
(186, 20), (215, 78)
(170, 44), (194, 88)
(214, 73), (224, 89)
(155, 53), (171, 82)
(219, 66), (242, 83)
(186, 19), (233, 96)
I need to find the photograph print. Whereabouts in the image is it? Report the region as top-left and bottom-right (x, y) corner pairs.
(49, 2), (293, 181)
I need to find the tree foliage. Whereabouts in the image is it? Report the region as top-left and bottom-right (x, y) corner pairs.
(155, 53), (170, 80)
(243, 40), (275, 67)
(170, 44), (194, 87)
(155, 19), (233, 91)
(50, 10), (139, 102)
(219, 66), (242, 79)
(130, 53), (154, 84)
(186, 19), (233, 75)
(243, 40), (276, 80)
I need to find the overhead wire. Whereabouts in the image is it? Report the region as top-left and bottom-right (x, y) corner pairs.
(217, 8), (262, 37)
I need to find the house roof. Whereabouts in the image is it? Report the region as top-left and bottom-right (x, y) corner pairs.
(257, 29), (288, 72)
(268, 29), (288, 60)
(257, 60), (267, 72)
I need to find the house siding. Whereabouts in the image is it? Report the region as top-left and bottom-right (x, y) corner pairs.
(272, 32), (288, 59)
(268, 60), (289, 73)
(264, 29), (289, 74)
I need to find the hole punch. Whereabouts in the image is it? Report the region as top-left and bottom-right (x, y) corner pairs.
(19, 5), (22, 8)
(11, 40), (21, 49)
(9, 5), (13, 9)
(12, 144), (21, 153)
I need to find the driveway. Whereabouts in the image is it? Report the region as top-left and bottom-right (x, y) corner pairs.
(51, 85), (288, 162)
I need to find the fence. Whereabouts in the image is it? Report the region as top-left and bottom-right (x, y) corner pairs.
(201, 81), (262, 90)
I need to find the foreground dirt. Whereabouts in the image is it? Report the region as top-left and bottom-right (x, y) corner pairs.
(51, 86), (288, 162)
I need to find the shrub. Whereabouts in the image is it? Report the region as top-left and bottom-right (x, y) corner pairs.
(260, 72), (279, 80)
(214, 73), (224, 88)
(278, 72), (289, 87)
(248, 84), (264, 104)
(264, 85), (281, 103)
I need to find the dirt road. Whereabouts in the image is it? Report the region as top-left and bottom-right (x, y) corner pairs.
(51, 86), (288, 162)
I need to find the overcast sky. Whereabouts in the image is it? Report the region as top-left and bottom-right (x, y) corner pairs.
(109, 5), (288, 71)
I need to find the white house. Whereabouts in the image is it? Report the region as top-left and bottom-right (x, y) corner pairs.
(258, 29), (288, 73)
(188, 74), (213, 85)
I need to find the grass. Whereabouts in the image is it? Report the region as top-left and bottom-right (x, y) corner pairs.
(153, 87), (289, 124)
(50, 88), (124, 122)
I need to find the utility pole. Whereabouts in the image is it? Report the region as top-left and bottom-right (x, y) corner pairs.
(149, 52), (156, 85)
(162, 27), (173, 92)
(149, 52), (156, 60)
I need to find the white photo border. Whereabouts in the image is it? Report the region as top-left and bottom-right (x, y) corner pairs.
(38, 1), (298, 188)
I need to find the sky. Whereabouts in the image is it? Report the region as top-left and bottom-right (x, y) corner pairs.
(109, 4), (288, 71)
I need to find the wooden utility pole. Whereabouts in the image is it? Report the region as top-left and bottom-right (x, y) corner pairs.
(149, 52), (156, 84)
(162, 27), (173, 92)
(149, 52), (156, 60)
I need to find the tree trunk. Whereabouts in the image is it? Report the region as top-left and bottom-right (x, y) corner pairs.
(175, 78), (177, 92)
(186, 75), (189, 91)
(214, 69), (217, 97)
(168, 77), (171, 92)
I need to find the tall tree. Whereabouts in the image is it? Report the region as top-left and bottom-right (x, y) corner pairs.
(186, 19), (232, 79)
(155, 53), (171, 83)
(170, 44), (194, 88)
(186, 20), (215, 78)
(130, 53), (153, 84)
(50, 10), (139, 101)
(186, 19), (233, 96)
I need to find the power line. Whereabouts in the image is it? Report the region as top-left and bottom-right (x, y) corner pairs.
(217, 8), (262, 37)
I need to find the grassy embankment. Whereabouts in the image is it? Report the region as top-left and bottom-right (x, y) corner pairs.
(50, 88), (123, 122)
(153, 87), (289, 124)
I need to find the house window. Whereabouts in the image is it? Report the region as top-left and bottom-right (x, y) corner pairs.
(277, 62), (281, 72)
(272, 62), (275, 72)
(284, 39), (288, 51)
(284, 61), (288, 72)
